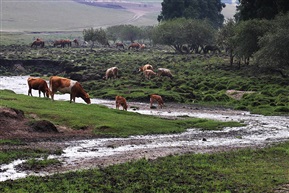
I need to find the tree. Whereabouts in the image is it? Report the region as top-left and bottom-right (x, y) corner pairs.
(106, 25), (141, 43)
(158, 0), (225, 28)
(217, 19), (237, 65)
(235, 0), (289, 21)
(233, 19), (271, 65)
(254, 13), (289, 76)
(83, 28), (109, 49)
(152, 18), (216, 54)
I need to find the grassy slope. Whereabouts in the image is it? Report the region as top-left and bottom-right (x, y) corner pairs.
(0, 90), (242, 137)
(1, 0), (158, 32)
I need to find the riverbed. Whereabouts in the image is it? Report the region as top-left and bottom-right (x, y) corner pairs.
(0, 76), (289, 181)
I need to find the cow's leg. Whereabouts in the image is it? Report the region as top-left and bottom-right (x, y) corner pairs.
(51, 91), (55, 101)
(28, 88), (32, 96)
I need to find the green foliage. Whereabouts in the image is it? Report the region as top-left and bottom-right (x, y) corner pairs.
(21, 158), (61, 170)
(158, 0), (225, 28)
(233, 19), (271, 61)
(83, 28), (108, 48)
(153, 18), (216, 53)
(235, 0), (289, 21)
(254, 13), (289, 73)
(106, 24), (142, 43)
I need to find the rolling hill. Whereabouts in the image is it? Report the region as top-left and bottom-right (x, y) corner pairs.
(0, 0), (236, 32)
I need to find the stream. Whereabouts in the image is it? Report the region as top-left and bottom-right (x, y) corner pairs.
(0, 75), (289, 181)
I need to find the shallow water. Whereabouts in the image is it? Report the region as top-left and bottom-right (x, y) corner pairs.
(0, 76), (289, 181)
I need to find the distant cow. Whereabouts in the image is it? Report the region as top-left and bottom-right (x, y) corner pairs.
(203, 45), (221, 54)
(115, 95), (128, 111)
(104, 67), (118, 80)
(49, 76), (91, 104)
(150, 94), (164, 109)
(27, 77), (50, 98)
(128, 42), (141, 50)
(140, 44), (146, 49)
(31, 39), (45, 48)
(143, 69), (156, 80)
(115, 42), (125, 49)
(157, 68), (173, 79)
(139, 64), (153, 72)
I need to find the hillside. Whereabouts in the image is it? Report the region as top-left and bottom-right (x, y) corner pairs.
(1, 0), (236, 32)
(1, 0), (160, 32)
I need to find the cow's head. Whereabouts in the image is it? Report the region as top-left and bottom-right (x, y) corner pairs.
(84, 93), (91, 104)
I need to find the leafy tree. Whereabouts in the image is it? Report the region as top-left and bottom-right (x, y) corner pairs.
(217, 19), (237, 65)
(106, 25), (141, 43)
(233, 19), (271, 65)
(254, 13), (289, 76)
(119, 25), (141, 43)
(235, 0), (289, 21)
(83, 28), (109, 49)
(158, 0), (225, 28)
(152, 18), (216, 54)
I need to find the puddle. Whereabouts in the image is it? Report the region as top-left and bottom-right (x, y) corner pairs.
(0, 76), (289, 181)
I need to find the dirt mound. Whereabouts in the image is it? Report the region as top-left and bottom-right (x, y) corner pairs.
(29, 120), (58, 133)
(0, 107), (30, 138)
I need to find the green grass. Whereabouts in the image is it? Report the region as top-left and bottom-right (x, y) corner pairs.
(0, 90), (243, 138)
(1, 142), (289, 192)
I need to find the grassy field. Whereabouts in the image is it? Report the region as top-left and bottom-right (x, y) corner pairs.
(1, 0), (159, 32)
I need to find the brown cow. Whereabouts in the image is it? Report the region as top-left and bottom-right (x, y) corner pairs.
(27, 77), (50, 98)
(31, 39), (45, 48)
(115, 95), (128, 111)
(128, 42), (141, 50)
(150, 94), (164, 109)
(49, 76), (91, 104)
(143, 69), (156, 80)
(139, 64), (153, 72)
(104, 67), (118, 80)
(157, 68), (173, 79)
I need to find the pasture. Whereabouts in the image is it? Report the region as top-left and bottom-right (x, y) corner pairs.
(1, 44), (289, 116)
(1, 42), (289, 192)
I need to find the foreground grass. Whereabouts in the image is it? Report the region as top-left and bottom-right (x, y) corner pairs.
(1, 142), (289, 192)
(0, 90), (242, 138)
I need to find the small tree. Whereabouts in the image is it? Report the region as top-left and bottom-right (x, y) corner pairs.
(83, 28), (109, 50)
(254, 13), (289, 77)
(217, 19), (237, 65)
(235, 19), (271, 65)
(152, 18), (216, 54)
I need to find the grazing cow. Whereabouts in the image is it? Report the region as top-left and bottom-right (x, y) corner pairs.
(139, 64), (153, 72)
(31, 39), (45, 48)
(115, 95), (128, 111)
(203, 45), (221, 54)
(140, 44), (146, 49)
(143, 69), (156, 80)
(157, 68), (173, 79)
(73, 39), (79, 46)
(49, 76), (91, 104)
(128, 42), (141, 50)
(104, 67), (118, 80)
(115, 42), (125, 49)
(27, 77), (50, 98)
(150, 94), (164, 109)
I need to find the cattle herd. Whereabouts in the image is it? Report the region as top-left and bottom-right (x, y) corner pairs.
(27, 64), (168, 110)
